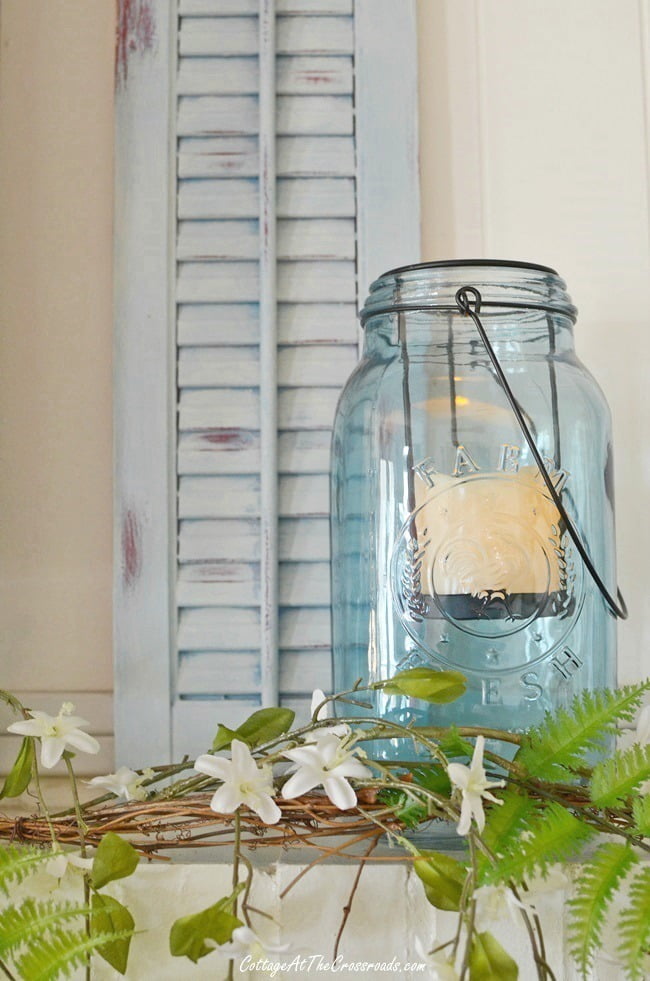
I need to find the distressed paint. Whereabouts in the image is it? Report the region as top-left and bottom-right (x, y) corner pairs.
(115, 0), (156, 88)
(121, 508), (142, 588)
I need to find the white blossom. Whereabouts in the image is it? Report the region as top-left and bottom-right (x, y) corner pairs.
(194, 739), (281, 825)
(281, 732), (373, 810)
(306, 688), (350, 742)
(45, 846), (93, 879)
(86, 766), (151, 802)
(447, 735), (505, 836)
(413, 938), (459, 980)
(7, 703), (100, 769)
(473, 883), (531, 930)
(207, 925), (290, 961)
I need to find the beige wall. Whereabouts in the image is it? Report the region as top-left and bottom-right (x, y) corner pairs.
(0, 1), (115, 695)
(0, 2), (648, 753)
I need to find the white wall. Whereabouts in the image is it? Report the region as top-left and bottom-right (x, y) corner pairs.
(418, 0), (650, 684)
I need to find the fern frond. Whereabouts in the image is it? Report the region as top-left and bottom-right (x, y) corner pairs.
(567, 842), (637, 978)
(477, 789), (540, 883)
(617, 865), (650, 981)
(16, 928), (134, 981)
(517, 681), (650, 779)
(485, 802), (595, 886)
(0, 898), (91, 958)
(590, 743), (650, 807)
(0, 845), (50, 896)
(632, 794), (650, 836)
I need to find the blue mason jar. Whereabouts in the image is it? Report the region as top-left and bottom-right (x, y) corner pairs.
(330, 260), (618, 760)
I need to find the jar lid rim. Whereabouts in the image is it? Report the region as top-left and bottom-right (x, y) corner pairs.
(380, 258), (559, 278)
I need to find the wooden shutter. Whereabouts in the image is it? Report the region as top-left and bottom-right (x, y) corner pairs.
(114, 0), (419, 766)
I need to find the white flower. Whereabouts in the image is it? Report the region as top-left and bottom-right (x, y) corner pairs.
(635, 704), (650, 745)
(7, 703), (100, 769)
(306, 688), (350, 742)
(473, 883), (531, 930)
(447, 736), (505, 836)
(207, 925), (290, 960)
(281, 732), (373, 810)
(86, 766), (150, 802)
(194, 739), (281, 825)
(413, 938), (459, 980)
(45, 846), (93, 879)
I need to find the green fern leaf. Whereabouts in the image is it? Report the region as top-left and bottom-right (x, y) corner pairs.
(617, 865), (650, 981)
(16, 928), (134, 981)
(486, 802), (594, 885)
(632, 794), (650, 835)
(477, 789), (539, 883)
(567, 842), (637, 977)
(590, 744), (650, 807)
(0, 845), (50, 896)
(0, 897), (91, 957)
(517, 681), (650, 779)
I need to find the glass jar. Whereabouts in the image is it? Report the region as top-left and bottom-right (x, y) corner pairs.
(331, 260), (618, 760)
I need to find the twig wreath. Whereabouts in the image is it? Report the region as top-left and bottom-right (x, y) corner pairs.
(1, 669), (649, 980)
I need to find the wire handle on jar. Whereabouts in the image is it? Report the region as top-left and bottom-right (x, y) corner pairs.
(455, 285), (627, 620)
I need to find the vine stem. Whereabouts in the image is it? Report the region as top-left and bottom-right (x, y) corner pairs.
(459, 836), (478, 981)
(333, 834), (379, 960)
(31, 752), (57, 847)
(65, 757), (91, 981)
(227, 810), (242, 981)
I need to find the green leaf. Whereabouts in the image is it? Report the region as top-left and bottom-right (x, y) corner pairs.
(411, 764), (452, 796)
(169, 895), (242, 963)
(0, 897), (92, 958)
(0, 844), (51, 896)
(383, 668), (467, 704)
(413, 850), (466, 911)
(438, 726), (475, 759)
(377, 788), (427, 829)
(0, 737), (34, 799)
(617, 865), (650, 981)
(517, 681), (650, 779)
(91, 833), (139, 890)
(590, 743), (650, 807)
(213, 707), (296, 752)
(568, 842), (637, 977)
(91, 894), (134, 975)
(16, 927), (134, 981)
(469, 931), (518, 981)
(212, 724), (237, 752)
(485, 802), (594, 886)
(632, 794), (650, 835)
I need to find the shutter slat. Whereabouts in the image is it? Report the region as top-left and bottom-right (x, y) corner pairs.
(178, 218), (355, 261)
(178, 178), (354, 219)
(180, 17), (259, 57)
(178, 135), (354, 179)
(179, 344), (356, 388)
(277, 56), (353, 94)
(177, 561), (331, 608)
(180, 387), (341, 430)
(180, 17), (353, 56)
(177, 607), (330, 650)
(179, 516), (330, 562)
(177, 649), (331, 696)
(177, 56), (352, 97)
(180, 0), (352, 14)
(178, 430), (331, 476)
(178, 95), (258, 137)
(178, 474), (329, 518)
(178, 260), (355, 303)
(178, 137), (259, 179)
(178, 302), (357, 345)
